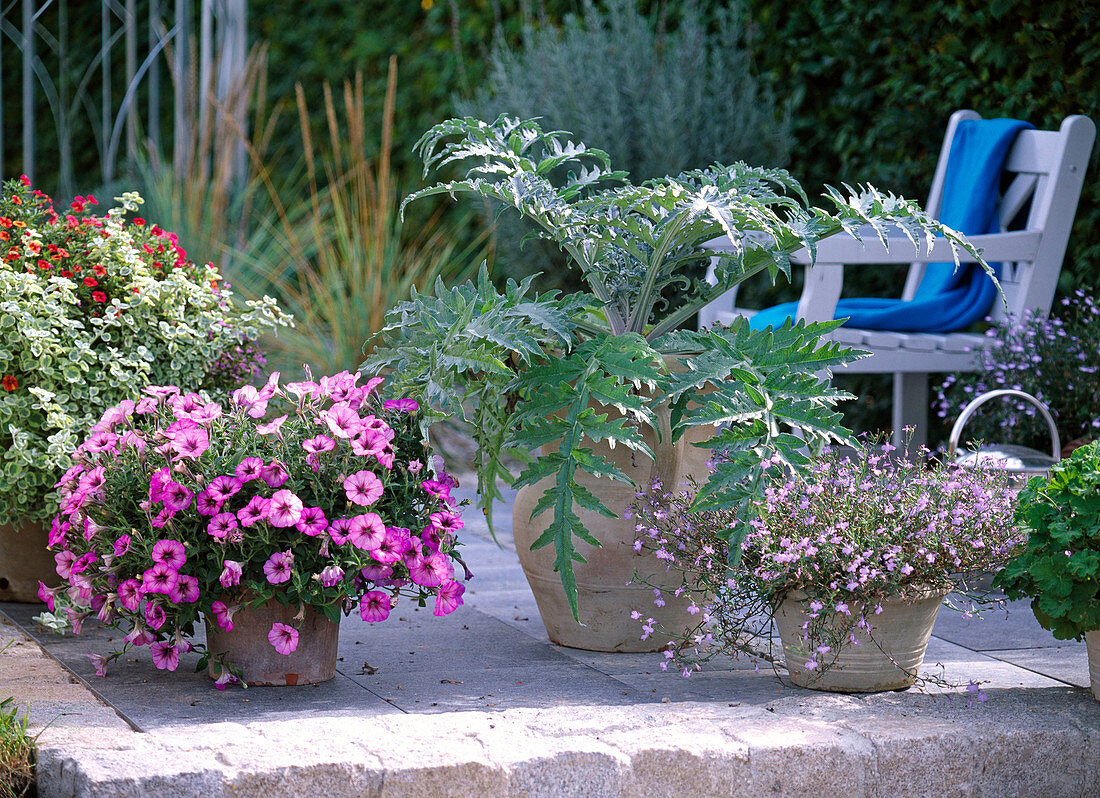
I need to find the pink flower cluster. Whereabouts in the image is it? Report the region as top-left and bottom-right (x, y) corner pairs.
(45, 370), (467, 686)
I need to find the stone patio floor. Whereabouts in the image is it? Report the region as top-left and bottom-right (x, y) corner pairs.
(1, 486), (1097, 797)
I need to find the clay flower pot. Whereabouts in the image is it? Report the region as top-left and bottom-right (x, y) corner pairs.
(1086, 630), (1100, 702)
(513, 374), (712, 652)
(205, 598), (340, 686)
(774, 585), (950, 693)
(0, 519), (56, 603)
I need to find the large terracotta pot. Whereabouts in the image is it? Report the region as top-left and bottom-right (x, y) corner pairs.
(0, 519), (56, 603)
(513, 359), (713, 652)
(774, 585), (950, 693)
(1086, 629), (1100, 702)
(205, 598), (340, 686)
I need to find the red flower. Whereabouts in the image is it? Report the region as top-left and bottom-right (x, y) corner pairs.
(37, 259), (50, 270)
(0, 217), (11, 228)
(133, 217), (145, 225)
(83, 276), (98, 287)
(93, 264), (106, 276)
(92, 291), (107, 303)
(11, 195), (22, 205)
(2, 375), (17, 391)
(59, 270), (73, 278)
(6, 247), (19, 260)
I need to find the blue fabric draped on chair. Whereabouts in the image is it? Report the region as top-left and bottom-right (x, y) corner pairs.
(750, 118), (1034, 333)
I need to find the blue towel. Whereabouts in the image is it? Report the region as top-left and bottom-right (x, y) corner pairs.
(751, 118), (1034, 333)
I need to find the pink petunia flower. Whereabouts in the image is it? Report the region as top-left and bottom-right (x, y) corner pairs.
(348, 513), (386, 551)
(327, 518), (353, 545)
(344, 470), (384, 506)
(195, 490), (222, 516)
(323, 402), (361, 439)
(267, 489), (304, 528)
(263, 550), (294, 584)
(256, 415), (288, 438)
(164, 418), (200, 438)
(260, 461), (289, 488)
(384, 398), (419, 413)
(78, 466), (107, 495)
(113, 535), (131, 557)
(359, 563), (393, 582)
(359, 591), (392, 623)
(296, 506), (328, 536)
(150, 641), (180, 671)
(162, 481), (193, 513)
(211, 600), (235, 631)
(120, 430), (146, 452)
(148, 467), (171, 503)
(407, 459), (423, 474)
(143, 385), (180, 400)
(237, 495), (271, 527)
(142, 562), (180, 595)
(187, 402), (223, 425)
(408, 551), (454, 588)
(134, 396), (159, 414)
(303, 435), (336, 454)
(144, 602), (167, 630)
(151, 539), (187, 569)
(231, 384), (268, 418)
(207, 512), (238, 540)
(171, 427), (210, 460)
(371, 526), (413, 564)
(37, 581), (56, 611)
(81, 429), (119, 454)
(88, 653), (110, 677)
(125, 627), (157, 647)
(116, 578), (142, 611)
(268, 622), (298, 655)
(284, 380), (320, 400)
(317, 565), (344, 587)
(235, 457), (264, 482)
(83, 517), (102, 542)
(257, 370), (281, 400)
(434, 580), (465, 617)
(430, 511), (464, 533)
(151, 506), (176, 529)
(173, 574), (200, 603)
(219, 560), (243, 588)
(206, 475), (244, 503)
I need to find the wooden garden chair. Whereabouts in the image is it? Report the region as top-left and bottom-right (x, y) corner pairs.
(699, 110), (1096, 449)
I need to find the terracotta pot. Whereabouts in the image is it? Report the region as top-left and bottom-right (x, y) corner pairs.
(513, 357), (713, 652)
(205, 598), (340, 686)
(774, 585), (950, 693)
(0, 519), (57, 603)
(1086, 629), (1100, 702)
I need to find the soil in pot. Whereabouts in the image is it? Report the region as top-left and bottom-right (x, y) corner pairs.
(774, 585), (950, 693)
(205, 597), (339, 686)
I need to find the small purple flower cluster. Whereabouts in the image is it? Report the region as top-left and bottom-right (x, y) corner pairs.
(205, 332), (268, 390)
(43, 370), (466, 686)
(936, 290), (1100, 450)
(629, 444), (1023, 677)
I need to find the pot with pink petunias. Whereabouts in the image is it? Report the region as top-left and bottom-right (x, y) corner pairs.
(44, 370), (470, 688)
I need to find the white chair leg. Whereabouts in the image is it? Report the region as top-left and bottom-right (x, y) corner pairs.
(892, 372), (929, 452)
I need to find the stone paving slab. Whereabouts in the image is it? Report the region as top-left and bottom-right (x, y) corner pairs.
(1, 484), (1098, 796)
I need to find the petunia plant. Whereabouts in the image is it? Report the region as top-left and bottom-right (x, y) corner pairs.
(369, 116), (990, 619)
(42, 370), (468, 686)
(0, 176), (288, 525)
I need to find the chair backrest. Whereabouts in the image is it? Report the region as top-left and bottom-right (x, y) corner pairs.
(900, 110), (1096, 322)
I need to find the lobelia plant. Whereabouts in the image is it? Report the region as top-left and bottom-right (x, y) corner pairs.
(368, 116), (990, 618)
(0, 177), (288, 525)
(936, 290), (1100, 453)
(41, 370), (468, 687)
(995, 440), (1100, 640)
(630, 443), (1023, 680)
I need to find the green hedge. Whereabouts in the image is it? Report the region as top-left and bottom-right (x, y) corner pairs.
(741, 0), (1099, 293)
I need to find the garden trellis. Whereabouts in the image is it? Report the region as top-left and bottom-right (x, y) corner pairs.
(0, 0), (247, 197)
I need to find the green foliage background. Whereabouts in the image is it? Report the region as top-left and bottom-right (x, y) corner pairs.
(5, 0), (1097, 438)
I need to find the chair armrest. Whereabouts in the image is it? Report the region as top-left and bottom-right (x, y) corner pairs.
(791, 230), (1041, 265)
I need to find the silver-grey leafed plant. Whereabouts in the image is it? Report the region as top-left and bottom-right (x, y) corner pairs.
(366, 116), (989, 619)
